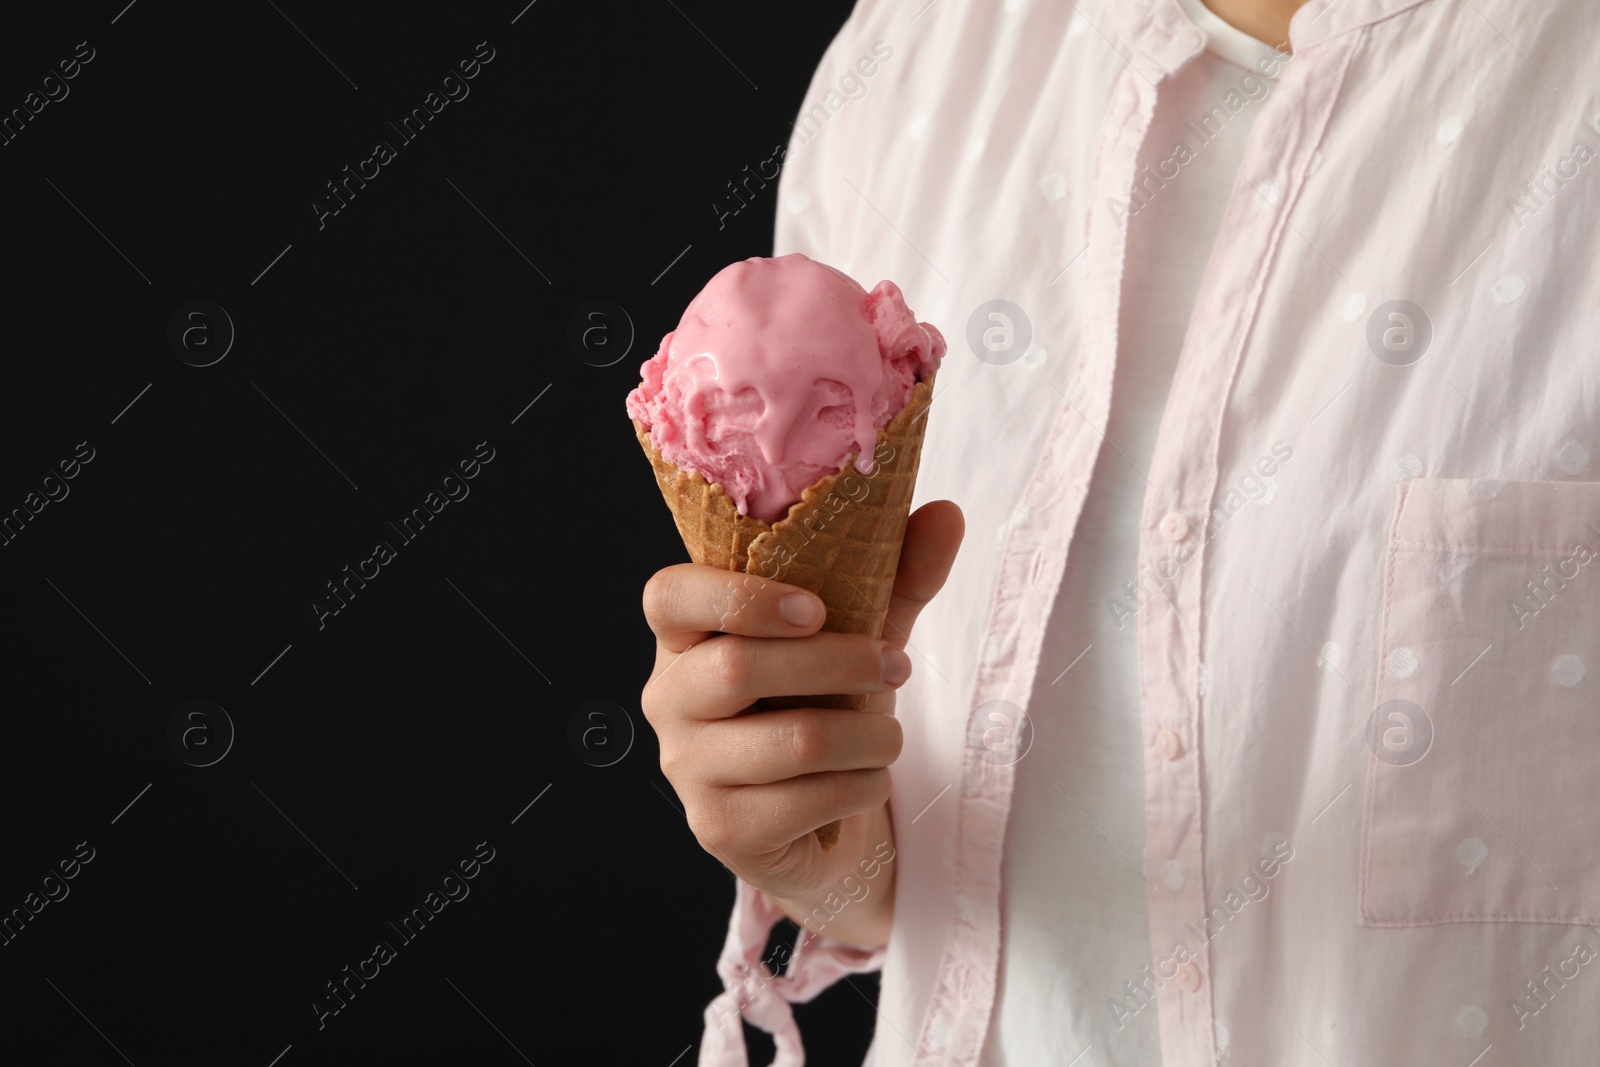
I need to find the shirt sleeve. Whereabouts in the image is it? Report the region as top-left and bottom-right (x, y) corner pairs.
(772, 0), (893, 263)
(698, 879), (888, 1067)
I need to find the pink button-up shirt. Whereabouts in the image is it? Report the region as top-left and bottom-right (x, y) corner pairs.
(699, 0), (1600, 1064)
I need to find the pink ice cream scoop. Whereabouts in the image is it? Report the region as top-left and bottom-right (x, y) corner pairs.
(625, 253), (946, 524)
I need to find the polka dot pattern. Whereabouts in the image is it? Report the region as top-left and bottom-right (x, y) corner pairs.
(1393, 454), (1424, 482)
(1493, 274), (1526, 303)
(1470, 478), (1505, 499)
(1456, 1006), (1488, 1040)
(1457, 837), (1488, 874)
(1552, 654), (1586, 689)
(1387, 647), (1420, 679)
(1556, 440), (1590, 474)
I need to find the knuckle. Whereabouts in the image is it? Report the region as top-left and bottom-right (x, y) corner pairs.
(639, 679), (663, 725)
(818, 771), (863, 814)
(640, 666), (681, 726)
(657, 741), (682, 782)
(703, 637), (755, 695)
(779, 716), (830, 769)
(641, 569), (676, 630)
(690, 802), (740, 855)
(658, 721), (706, 783)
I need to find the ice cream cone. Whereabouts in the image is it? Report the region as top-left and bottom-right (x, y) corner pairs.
(633, 371), (937, 853)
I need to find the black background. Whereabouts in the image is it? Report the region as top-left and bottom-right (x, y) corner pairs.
(0, 1), (879, 1063)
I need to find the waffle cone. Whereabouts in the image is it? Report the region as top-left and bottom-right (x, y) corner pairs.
(633, 372), (938, 852)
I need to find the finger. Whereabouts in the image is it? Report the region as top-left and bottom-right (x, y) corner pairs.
(709, 768), (894, 853)
(649, 631), (912, 722)
(689, 706), (903, 787)
(880, 500), (965, 652)
(643, 563), (827, 653)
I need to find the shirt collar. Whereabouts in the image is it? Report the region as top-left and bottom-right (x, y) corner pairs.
(1173, 0), (1291, 73)
(1098, 0), (1440, 80)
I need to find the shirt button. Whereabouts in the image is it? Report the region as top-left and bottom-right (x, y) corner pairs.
(1177, 961), (1204, 993)
(1156, 729), (1184, 761)
(1158, 511), (1190, 542)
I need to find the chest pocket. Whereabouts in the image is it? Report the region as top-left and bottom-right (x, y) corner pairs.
(1361, 478), (1600, 926)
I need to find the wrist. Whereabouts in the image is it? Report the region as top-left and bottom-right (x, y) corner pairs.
(772, 803), (898, 948)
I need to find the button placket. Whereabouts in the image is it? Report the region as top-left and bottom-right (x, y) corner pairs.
(1129, 23), (1363, 1063)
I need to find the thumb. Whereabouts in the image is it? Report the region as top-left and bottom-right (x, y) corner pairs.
(880, 500), (964, 652)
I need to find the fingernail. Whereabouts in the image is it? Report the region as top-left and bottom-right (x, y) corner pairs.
(779, 592), (823, 626)
(881, 647), (912, 686)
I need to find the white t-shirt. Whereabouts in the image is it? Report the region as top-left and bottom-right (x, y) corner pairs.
(985, 6), (1287, 1063)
